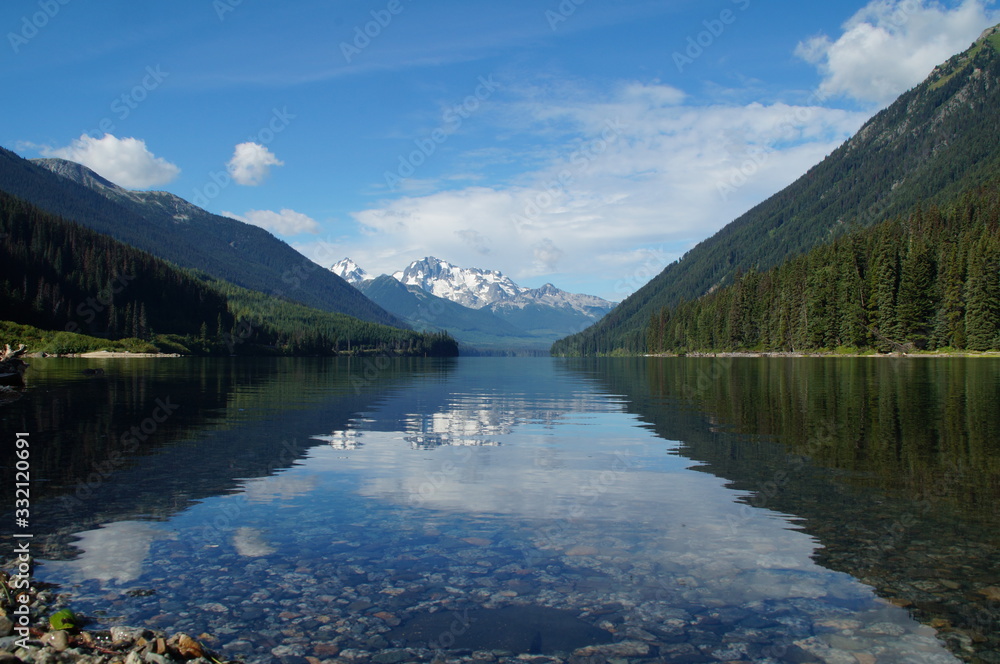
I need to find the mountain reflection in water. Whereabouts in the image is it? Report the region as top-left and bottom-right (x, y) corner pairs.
(1, 357), (994, 662)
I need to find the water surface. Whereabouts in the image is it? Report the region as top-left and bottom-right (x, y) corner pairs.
(2, 356), (998, 663)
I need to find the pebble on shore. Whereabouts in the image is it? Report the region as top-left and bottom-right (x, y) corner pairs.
(0, 571), (239, 664)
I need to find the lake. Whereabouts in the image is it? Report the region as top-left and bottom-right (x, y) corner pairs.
(2, 356), (998, 664)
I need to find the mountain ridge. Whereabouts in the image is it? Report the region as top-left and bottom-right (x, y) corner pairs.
(333, 256), (616, 351)
(553, 25), (1000, 355)
(0, 187), (457, 357)
(336, 256), (616, 315)
(0, 150), (403, 328)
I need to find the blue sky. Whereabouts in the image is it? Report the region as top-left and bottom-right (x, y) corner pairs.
(3, 0), (998, 301)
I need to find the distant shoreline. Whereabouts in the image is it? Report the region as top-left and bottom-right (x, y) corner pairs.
(28, 350), (1000, 359)
(49, 350), (182, 358)
(646, 351), (1000, 358)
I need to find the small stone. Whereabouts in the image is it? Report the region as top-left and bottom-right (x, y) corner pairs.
(573, 641), (649, 658)
(125, 588), (156, 597)
(311, 643), (340, 658)
(271, 645), (306, 658)
(862, 622), (907, 637)
(461, 537), (493, 547)
(659, 643), (698, 657)
(371, 650), (410, 664)
(168, 634), (205, 659)
(144, 654), (170, 664)
(827, 635), (867, 651)
(198, 603), (228, 614)
(855, 654), (876, 664)
(979, 586), (1000, 601)
(40, 632), (69, 652)
(0, 617), (13, 638)
(625, 627), (657, 642)
(373, 612), (401, 627)
(13, 647), (34, 664)
(379, 588), (406, 597)
(815, 619), (862, 631)
(111, 627), (151, 644)
(564, 545), (599, 557)
(366, 635), (389, 650)
(223, 640), (254, 654)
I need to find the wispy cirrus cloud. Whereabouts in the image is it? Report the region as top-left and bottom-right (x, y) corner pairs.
(295, 81), (867, 298)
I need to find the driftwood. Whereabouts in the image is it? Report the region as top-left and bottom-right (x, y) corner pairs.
(1, 343), (27, 362)
(867, 327), (915, 354)
(0, 344), (29, 386)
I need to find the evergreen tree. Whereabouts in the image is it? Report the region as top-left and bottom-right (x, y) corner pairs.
(965, 236), (1000, 350)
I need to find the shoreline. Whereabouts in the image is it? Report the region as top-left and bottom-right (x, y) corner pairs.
(0, 566), (236, 664)
(69, 351), (182, 358)
(31, 350), (1000, 359)
(26, 351), (183, 359)
(646, 350), (1000, 358)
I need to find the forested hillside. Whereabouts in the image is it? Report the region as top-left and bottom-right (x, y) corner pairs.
(0, 149), (401, 327)
(0, 190), (233, 343)
(646, 182), (1000, 353)
(554, 25), (1000, 355)
(0, 191), (457, 357)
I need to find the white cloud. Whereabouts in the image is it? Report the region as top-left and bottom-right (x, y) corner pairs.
(41, 521), (173, 584)
(225, 208), (321, 235)
(796, 0), (999, 106)
(298, 82), (866, 299)
(226, 142), (284, 186)
(41, 134), (180, 189)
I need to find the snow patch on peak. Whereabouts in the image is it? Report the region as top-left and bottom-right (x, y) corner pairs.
(393, 256), (524, 309)
(331, 258), (372, 284)
(332, 256), (616, 316)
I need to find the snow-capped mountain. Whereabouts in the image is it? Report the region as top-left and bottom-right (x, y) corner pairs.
(331, 258), (373, 285)
(330, 257), (617, 351)
(335, 256), (615, 315)
(511, 282), (618, 318)
(393, 257), (524, 309)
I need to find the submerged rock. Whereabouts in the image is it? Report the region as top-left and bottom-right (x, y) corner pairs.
(572, 640), (650, 658)
(386, 605), (614, 655)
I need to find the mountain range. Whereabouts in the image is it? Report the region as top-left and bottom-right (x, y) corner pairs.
(0, 150), (400, 328)
(333, 257), (616, 352)
(5, 25), (999, 358)
(0, 187), (457, 357)
(554, 24), (1000, 355)
(0, 145), (608, 355)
